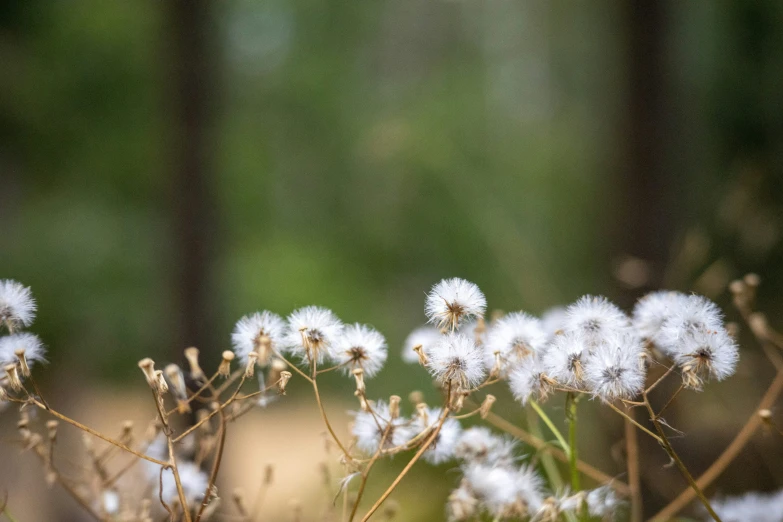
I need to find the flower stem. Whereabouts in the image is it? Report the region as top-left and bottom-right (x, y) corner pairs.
(566, 393), (580, 492)
(530, 400), (570, 458)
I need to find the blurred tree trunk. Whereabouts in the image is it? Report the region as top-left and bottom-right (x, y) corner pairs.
(165, 0), (219, 360)
(615, 0), (675, 299)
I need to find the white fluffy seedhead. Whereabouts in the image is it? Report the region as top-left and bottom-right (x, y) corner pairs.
(352, 400), (414, 454)
(454, 427), (517, 467)
(584, 333), (646, 401)
(401, 326), (442, 364)
(464, 463), (544, 519)
(0, 333), (46, 368)
(540, 306), (568, 339)
(426, 333), (486, 391)
(657, 294), (726, 356)
(160, 461), (209, 505)
(484, 312), (546, 375)
(284, 306), (343, 365)
(540, 331), (589, 388)
(334, 323), (388, 378)
(425, 278), (487, 332)
(563, 295), (630, 347)
(231, 311), (285, 366)
(0, 280), (36, 330)
(632, 291), (688, 346)
(508, 356), (551, 405)
(410, 406), (462, 464)
(711, 488), (783, 522)
(671, 328), (739, 389)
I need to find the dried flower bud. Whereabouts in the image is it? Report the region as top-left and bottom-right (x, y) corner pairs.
(278, 371), (292, 394)
(219, 351), (235, 377)
(748, 312), (770, 342)
(416, 402), (430, 425)
(184, 347), (205, 380)
(4, 364), (22, 391)
(759, 409), (773, 421)
(388, 395), (401, 419)
(14, 348), (31, 377)
(744, 273), (760, 289)
(46, 420), (58, 442)
(232, 488), (248, 516)
(354, 390), (369, 411)
(137, 358), (157, 389)
(480, 394), (496, 419)
(154, 370), (169, 393)
(121, 421), (134, 444)
(244, 352), (259, 379)
(352, 368), (365, 393)
(164, 365), (187, 399)
(413, 345), (428, 366)
(408, 390), (424, 406)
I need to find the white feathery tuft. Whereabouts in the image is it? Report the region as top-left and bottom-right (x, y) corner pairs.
(426, 333), (486, 390)
(333, 323), (388, 378)
(401, 326), (442, 364)
(425, 278), (486, 332)
(0, 280), (36, 330)
(484, 312), (546, 375)
(231, 311), (285, 366)
(284, 306), (343, 365)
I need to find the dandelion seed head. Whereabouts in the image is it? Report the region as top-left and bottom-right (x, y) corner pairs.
(334, 323), (388, 378)
(425, 278), (486, 332)
(284, 306), (343, 364)
(426, 333), (486, 391)
(231, 311), (285, 366)
(484, 312), (546, 375)
(464, 464), (544, 518)
(352, 400), (415, 454)
(410, 406), (462, 464)
(160, 461), (209, 505)
(454, 427), (517, 467)
(541, 331), (589, 387)
(632, 291), (688, 345)
(0, 280), (36, 330)
(541, 306), (568, 338)
(401, 326), (441, 364)
(564, 296), (630, 346)
(0, 333), (46, 368)
(508, 356), (550, 405)
(710, 489), (783, 522)
(446, 483), (479, 522)
(657, 294), (725, 356)
(672, 328), (739, 389)
(584, 333), (646, 401)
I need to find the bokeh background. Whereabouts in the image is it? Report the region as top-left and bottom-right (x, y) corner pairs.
(1, 0), (783, 520)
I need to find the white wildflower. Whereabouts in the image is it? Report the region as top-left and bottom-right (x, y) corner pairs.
(657, 294), (725, 356)
(426, 333), (486, 391)
(352, 400), (414, 454)
(447, 483), (479, 521)
(0, 333), (46, 368)
(541, 306), (568, 338)
(454, 427), (517, 467)
(508, 356), (552, 405)
(401, 326), (442, 364)
(563, 296), (630, 347)
(671, 328), (739, 389)
(710, 489), (783, 522)
(0, 280), (36, 330)
(584, 333), (646, 401)
(485, 312), (546, 375)
(160, 461), (209, 505)
(231, 311), (285, 366)
(541, 331), (589, 388)
(410, 406), (462, 464)
(425, 278), (486, 331)
(284, 306), (343, 365)
(334, 323), (388, 378)
(464, 463), (544, 518)
(632, 291), (688, 346)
